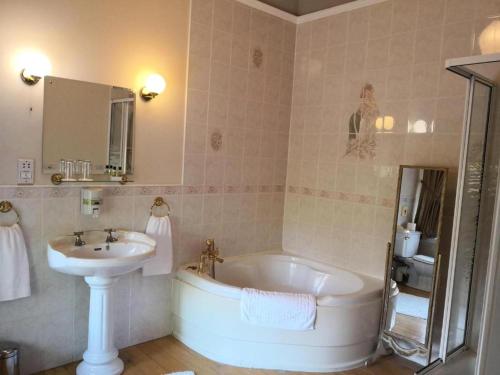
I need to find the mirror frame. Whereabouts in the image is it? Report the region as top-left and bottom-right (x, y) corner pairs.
(381, 165), (448, 355)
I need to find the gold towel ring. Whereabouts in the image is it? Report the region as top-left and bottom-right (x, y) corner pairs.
(150, 197), (171, 217)
(0, 201), (21, 224)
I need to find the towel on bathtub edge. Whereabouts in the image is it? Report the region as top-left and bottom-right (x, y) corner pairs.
(240, 287), (317, 330)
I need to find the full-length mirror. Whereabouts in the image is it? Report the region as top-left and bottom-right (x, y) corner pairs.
(384, 166), (447, 352)
(42, 76), (135, 178)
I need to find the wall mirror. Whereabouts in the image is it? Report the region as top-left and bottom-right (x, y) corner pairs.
(42, 76), (135, 180)
(381, 166), (447, 357)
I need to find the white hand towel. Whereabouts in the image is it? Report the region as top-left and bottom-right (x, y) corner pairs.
(0, 224), (31, 302)
(241, 288), (316, 330)
(142, 215), (173, 276)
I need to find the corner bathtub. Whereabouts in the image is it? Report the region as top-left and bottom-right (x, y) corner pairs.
(171, 253), (384, 372)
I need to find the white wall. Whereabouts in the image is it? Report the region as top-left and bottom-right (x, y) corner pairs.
(0, 0), (190, 185)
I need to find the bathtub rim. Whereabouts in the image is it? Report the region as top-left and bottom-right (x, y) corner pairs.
(176, 251), (384, 307)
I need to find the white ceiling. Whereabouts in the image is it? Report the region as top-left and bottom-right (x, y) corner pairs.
(258, 0), (357, 16)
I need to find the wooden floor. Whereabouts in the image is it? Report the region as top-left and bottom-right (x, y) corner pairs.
(38, 335), (419, 375)
(392, 313), (427, 344)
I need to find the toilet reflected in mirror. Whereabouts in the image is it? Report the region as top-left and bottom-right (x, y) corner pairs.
(384, 166), (447, 350)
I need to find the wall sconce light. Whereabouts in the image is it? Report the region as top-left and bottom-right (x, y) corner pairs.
(375, 116), (394, 131)
(19, 53), (52, 85)
(479, 20), (500, 54)
(140, 73), (166, 101)
(408, 119), (434, 134)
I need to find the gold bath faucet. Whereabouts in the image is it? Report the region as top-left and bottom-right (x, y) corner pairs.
(198, 238), (224, 278)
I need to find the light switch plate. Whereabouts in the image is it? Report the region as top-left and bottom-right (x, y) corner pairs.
(17, 159), (34, 185)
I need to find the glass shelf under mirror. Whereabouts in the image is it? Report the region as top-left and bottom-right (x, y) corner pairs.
(51, 173), (132, 185)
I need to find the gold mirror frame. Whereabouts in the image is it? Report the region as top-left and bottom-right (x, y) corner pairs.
(380, 165), (448, 358)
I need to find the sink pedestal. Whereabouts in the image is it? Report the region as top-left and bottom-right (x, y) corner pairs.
(77, 276), (124, 375)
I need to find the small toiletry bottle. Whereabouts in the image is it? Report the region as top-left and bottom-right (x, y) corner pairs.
(118, 167), (123, 176)
(112, 166), (117, 177)
(76, 160), (83, 177)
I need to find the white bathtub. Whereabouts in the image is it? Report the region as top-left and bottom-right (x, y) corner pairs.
(171, 253), (384, 372)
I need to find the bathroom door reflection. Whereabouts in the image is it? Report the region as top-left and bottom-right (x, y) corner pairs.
(386, 166), (447, 347)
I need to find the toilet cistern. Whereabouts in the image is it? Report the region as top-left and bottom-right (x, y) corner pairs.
(394, 229), (421, 258)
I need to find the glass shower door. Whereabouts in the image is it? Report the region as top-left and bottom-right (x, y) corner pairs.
(446, 79), (492, 355)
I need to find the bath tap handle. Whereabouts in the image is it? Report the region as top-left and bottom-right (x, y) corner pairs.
(211, 247), (223, 263)
(206, 238), (215, 252)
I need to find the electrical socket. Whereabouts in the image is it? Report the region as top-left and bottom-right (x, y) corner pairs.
(17, 159), (34, 185)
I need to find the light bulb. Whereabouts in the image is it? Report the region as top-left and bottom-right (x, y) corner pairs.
(141, 73), (166, 101)
(17, 51), (51, 85)
(375, 117), (384, 130)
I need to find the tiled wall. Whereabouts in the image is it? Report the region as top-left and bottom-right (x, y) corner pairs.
(4, 0), (500, 372)
(282, 0), (499, 278)
(0, 1), (295, 373)
(182, 0), (295, 258)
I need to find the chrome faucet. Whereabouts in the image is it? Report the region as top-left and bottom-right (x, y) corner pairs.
(198, 239), (223, 278)
(74, 231), (86, 247)
(104, 229), (118, 250)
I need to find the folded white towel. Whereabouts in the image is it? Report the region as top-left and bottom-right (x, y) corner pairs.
(142, 215), (173, 276)
(0, 224), (31, 302)
(241, 287), (316, 330)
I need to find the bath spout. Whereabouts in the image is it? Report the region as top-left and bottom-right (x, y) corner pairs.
(198, 239), (223, 278)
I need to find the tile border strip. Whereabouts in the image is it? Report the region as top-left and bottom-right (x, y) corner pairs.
(0, 185), (286, 199)
(287, 185), (394, 208)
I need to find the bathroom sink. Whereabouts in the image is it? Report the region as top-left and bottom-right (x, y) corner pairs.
(48, 230), (156, 277)
(48, 230), (156, 375)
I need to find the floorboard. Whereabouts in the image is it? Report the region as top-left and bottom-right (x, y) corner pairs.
(37, 335), (419, 375)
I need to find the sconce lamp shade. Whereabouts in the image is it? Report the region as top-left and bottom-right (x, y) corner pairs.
(479, 20), (500, 54)
(19, 52), (51, 85)
(375, 116), (394, 131)
(383, 116), (394, 130)
(141, 73), (166, 101)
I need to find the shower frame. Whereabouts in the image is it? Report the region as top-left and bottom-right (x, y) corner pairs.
(426, 54), (500, 374)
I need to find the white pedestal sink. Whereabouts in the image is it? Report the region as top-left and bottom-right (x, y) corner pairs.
(48, 231), (156, 375)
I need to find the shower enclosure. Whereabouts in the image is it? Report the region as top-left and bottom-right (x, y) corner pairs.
(430, 54), (500, 374)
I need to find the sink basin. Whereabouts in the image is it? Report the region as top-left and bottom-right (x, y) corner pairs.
(47, 230), (156, 375)
(48, 230), (156, 277)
